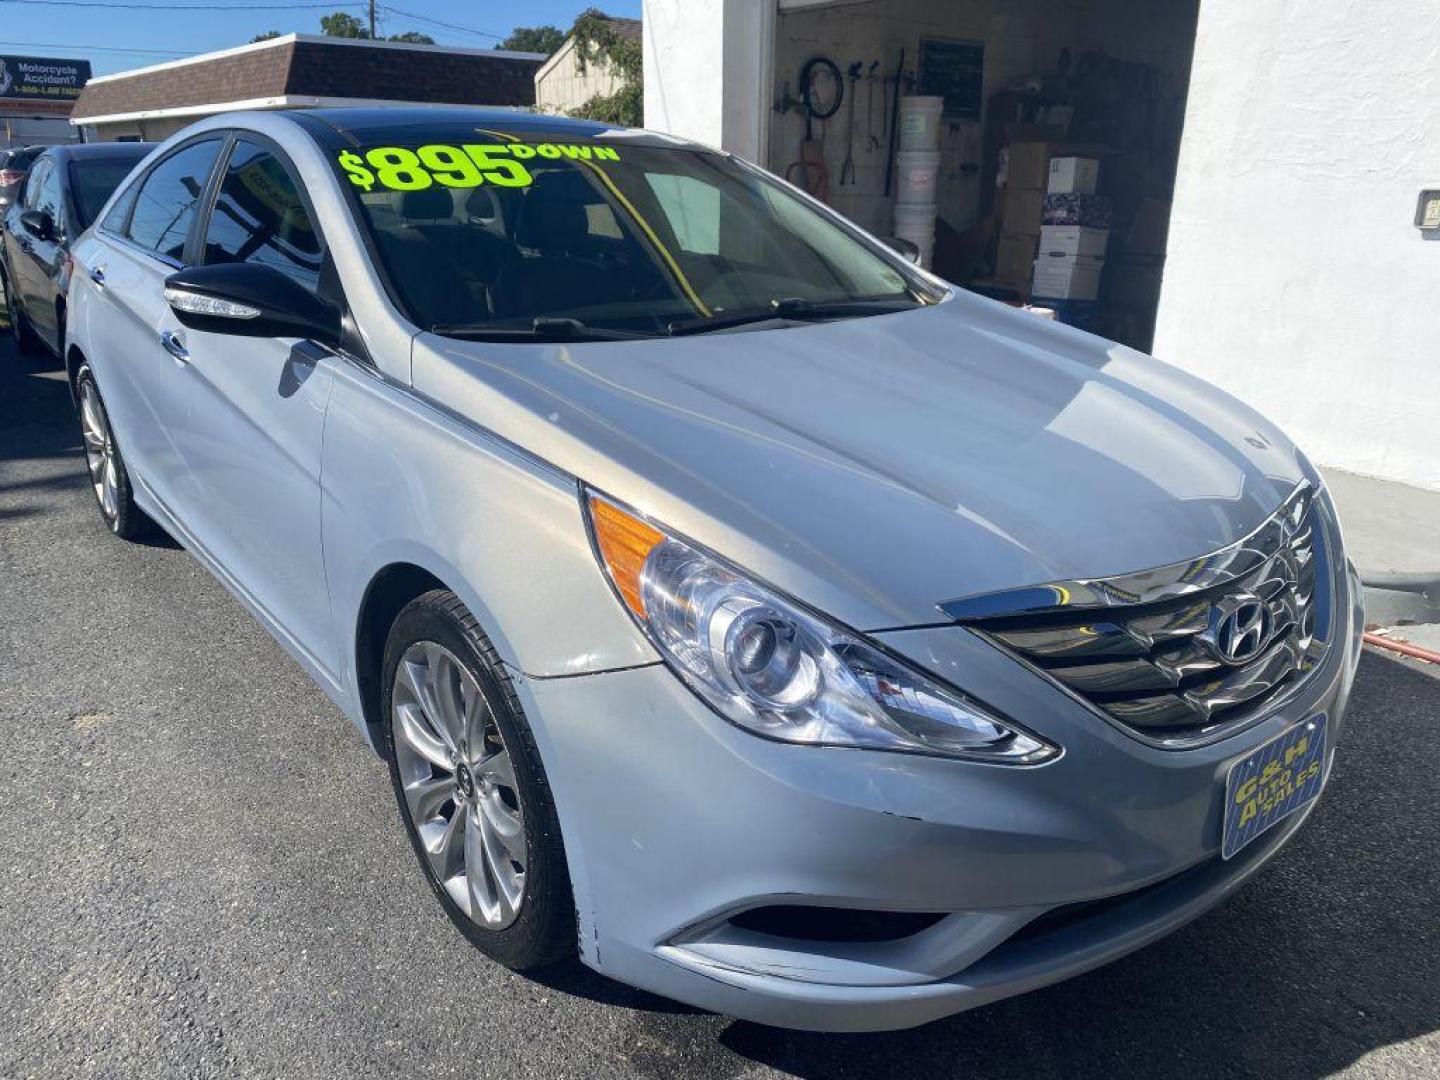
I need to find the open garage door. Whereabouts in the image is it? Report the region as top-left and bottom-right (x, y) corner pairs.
(764, 0), (1200, 350)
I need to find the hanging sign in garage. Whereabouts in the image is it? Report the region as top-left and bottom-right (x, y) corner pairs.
(0, 55), (92, 103)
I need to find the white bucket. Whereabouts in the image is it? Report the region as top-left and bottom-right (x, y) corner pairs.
(893, 202), (936, 239)
(898, 95), (944, 151)
(892, 203), (936, 268)
(894, 149), (941, 206)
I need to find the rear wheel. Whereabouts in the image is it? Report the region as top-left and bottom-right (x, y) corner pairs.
(76, 365), (152, 540)
(382, 590), (574, 970)
(1, 266), (40, 355)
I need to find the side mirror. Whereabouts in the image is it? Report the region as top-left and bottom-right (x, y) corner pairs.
(20, 209), (54, 241)
(879, 235), (922, 265)
(163, 263), (341, 347)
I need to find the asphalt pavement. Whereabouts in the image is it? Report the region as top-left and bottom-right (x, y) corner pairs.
(2, 332), (1439, 1080)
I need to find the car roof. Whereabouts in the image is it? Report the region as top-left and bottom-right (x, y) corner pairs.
(287, 106), (701, 152)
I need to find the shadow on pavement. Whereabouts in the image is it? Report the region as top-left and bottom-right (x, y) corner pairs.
(713, 653), (1440, 1079)
(0, 332), (77, 464)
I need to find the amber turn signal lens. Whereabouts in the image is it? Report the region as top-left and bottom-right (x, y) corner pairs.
(588, 494), (664, 617)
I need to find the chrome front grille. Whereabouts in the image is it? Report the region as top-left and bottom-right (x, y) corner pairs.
(941, 483), (1332, 746)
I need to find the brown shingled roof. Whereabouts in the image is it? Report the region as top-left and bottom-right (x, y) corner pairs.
(72, 35), (544, 122)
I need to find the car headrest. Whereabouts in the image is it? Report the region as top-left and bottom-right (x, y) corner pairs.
(399, 187), (453, 222)
(513, 170), (599, 253)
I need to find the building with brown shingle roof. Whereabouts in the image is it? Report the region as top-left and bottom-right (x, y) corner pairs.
(72, 34), (545, 142)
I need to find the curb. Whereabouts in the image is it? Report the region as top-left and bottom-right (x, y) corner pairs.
(1360, 572), (1440, 628)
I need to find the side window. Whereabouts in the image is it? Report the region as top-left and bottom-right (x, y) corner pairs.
(102, 181), (140, 234)
(21, 159), (50, 211)
(644, 173), (721, 255)
(34, 159), (63, 230)
(200, 139), (323, 292)
(126, 140), (222, 262)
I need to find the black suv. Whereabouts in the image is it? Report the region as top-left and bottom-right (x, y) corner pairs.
(1, 142), (153, 358)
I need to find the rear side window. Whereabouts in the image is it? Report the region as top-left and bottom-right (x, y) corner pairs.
(69, 157), (145, 231)
(33, 157), (63, 226)
(126, 140), (222, 261)
(200, 139), (323, 292)
(21, 158), (51, 210)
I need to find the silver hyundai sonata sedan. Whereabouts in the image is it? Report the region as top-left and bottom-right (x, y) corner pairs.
(64, 107), (1364, 1032)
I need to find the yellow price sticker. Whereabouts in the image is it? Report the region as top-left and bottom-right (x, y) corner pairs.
(337, 142), (621, 193)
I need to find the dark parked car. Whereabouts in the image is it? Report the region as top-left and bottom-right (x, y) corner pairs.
(0, 145), (47, 211)
(1, 142), (153, 356)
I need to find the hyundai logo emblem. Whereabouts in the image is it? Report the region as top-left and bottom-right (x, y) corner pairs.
(1205, 595), (1275, 665)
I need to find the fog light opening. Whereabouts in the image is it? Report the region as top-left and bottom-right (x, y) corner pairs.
(727, 905), (946, 943)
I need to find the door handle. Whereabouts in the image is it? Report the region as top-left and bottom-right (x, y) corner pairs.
(89, 266), (105, 288)
(159, 328), (189, 364)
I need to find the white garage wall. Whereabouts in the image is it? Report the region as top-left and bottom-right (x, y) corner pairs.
(1154, 1), (1440, 492)
(643, 0), (775, 161)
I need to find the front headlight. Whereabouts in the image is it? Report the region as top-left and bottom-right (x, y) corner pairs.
(584, 490), (1057, 764)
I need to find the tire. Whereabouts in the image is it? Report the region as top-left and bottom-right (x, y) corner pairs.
(382, 590), (575, 970)
(75, 364), (153, 541)
(1, 267), (41, 355)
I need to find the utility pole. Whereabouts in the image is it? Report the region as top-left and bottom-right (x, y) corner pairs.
(368, 0), (376, 37)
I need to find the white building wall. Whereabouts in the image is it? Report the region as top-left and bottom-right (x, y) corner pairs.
(1155, 1), (1440, 492)
(644, 0), (774, 161)
(534, 37), (628, 115)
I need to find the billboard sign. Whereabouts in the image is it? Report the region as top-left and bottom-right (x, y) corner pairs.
(0, 55), (92, 103)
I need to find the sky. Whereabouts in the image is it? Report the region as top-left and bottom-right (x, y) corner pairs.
(0, 0), (642, 76)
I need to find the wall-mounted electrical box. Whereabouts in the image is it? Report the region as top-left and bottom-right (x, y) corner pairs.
(1417, 190), (1440, 232)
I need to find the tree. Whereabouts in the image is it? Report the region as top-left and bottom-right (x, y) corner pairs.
(568, 9), (642, 127)
(320, 11), (369, 38)
(500, 25), (565, 55)
(251, 30), (282, 42)
(387, 30), (435, 44)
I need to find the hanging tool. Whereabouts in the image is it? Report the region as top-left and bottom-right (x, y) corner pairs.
(882, 47), (905, 197)
(840, 61), (861, 185)
(785, 55), (843, 201)
(865, 60), (881, 151)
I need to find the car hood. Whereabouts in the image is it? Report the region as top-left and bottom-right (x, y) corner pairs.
(410, 291), (1309, 631)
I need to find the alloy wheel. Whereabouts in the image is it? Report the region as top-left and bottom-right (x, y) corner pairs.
(390, 640), (527, 930)
(79, 380), (119, 525)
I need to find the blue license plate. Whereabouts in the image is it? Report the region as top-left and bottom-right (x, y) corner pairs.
(1222, 714), (1327, 860)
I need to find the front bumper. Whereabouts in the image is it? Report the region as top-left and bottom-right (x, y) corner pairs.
(512, 560), (1364, 1032)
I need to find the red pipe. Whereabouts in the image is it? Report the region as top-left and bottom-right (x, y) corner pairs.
(1364, 632), (1440, 665)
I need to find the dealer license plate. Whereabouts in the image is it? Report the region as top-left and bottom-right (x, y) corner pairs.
(1222, 714), (1327, 860)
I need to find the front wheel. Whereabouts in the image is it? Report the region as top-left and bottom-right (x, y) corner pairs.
(382, 590), (575, 970)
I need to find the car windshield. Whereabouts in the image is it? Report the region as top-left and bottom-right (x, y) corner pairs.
(333, 129), (934, 338)
(69, 156), (146, 230)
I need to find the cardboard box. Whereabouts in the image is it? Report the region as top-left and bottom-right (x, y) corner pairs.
(1005, 142), (1059, 191)
(1047, 156), (1100, 194)
(999, 187), (1044, 234)
(1036, 251), (1105, 274)
(995, 232), (1039, 285)
(1038, 225), (1109, 258)
(1032, 258), (1102, 301)
(1042, 193), (1113, 228)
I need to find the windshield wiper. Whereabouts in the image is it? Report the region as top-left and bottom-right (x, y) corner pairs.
(431, 317), (656, 342)
(667, 297), (919, 336)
